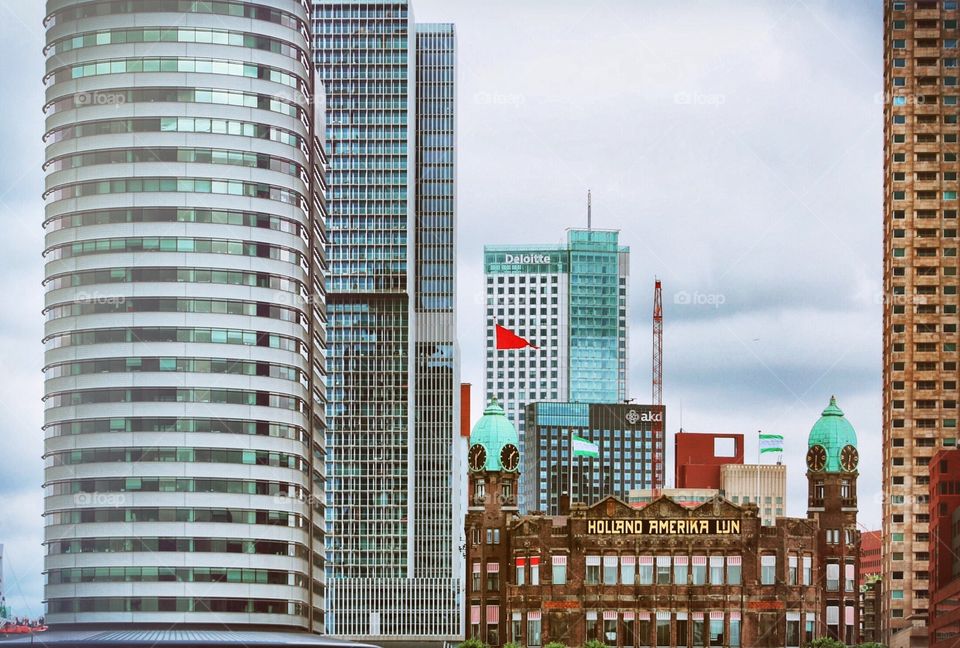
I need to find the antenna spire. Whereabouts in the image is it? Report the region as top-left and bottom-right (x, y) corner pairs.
(587, 189), (592, 229)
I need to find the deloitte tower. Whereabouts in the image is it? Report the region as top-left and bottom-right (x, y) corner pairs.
(484, 229), (631, 510)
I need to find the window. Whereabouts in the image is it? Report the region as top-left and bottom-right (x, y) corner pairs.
(727, 556), (742, 585)
(639, 556), (654, 585)
(709, 613), (724, 646)
(531, 557), (540, 586)
(692, 614), (705, 647)
(656, 612), (671, 647)
(551, 555), (567, 585)
(656, 556), (671, 584)
(827, 563), (840, 591)
(845, 563), (855, 592)
(638, 616), (652, 648)
(761, 555), (776, 585)
(788, 555), (798, 585)
(512, 613), (522, 644)
(786, 615), (801, 647)
(805, 617), (815, 644)
(674, 556), (689, 585)
(516, 558), (525, 586)
(470, 605), (480, 639)
(487, 606), (500, 647)
(621, 556), (635, 586)
(603, 613), (618, 647)
(730, 613), (741, 647)
(586, 556), (600, 585)
(692, 556), (707, 585)
(487, 563), (500, 591)
(709, 556), (724, 585)
(676, 614), (688, 646)
(471, 563), (481, 592)
(603, 556), (618, 585)
(527, 612), (542, 647)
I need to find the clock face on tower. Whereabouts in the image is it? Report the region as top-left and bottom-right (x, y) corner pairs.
(806, 444), (827, 472)
(840, 444), (859, 472)
(468, 444), (487, 472)
(500, 443), (520, 472)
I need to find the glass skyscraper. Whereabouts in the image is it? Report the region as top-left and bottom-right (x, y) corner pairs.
(314, 3), (462, 642)
(484, 229), (630, 510)
(42, 0), (327, 629)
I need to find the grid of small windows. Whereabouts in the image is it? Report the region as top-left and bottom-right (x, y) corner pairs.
(884, 0), (960, 638)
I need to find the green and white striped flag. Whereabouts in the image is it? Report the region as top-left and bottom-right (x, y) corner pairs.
(759, 433), (784, 454)
(572, 435), (600, 458)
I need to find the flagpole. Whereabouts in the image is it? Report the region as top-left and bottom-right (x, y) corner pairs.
(756, 430), (761, 517)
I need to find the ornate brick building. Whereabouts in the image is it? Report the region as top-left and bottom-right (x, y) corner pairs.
(465, 397), (861, 647)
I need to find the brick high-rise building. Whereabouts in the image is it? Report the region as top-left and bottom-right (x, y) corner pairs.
(882, 1), (960, 642)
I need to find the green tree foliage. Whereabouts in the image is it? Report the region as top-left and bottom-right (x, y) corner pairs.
(457, 639), (489, 648)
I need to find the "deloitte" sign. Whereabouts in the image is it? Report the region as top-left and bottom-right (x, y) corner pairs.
(504, 253), (552, 264)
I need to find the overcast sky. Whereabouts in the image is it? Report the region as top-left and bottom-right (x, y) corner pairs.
(0, 0), (881, 616)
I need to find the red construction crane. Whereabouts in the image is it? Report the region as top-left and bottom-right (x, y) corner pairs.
(652, 279), (663, 489)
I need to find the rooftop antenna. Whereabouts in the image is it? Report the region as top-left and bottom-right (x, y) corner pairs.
(587, 189), (592, 230)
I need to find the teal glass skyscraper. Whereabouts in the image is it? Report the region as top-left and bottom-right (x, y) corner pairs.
(568, 230), (629, 403)
(484, 228), (629, 510)
(314, 2), (462, 643)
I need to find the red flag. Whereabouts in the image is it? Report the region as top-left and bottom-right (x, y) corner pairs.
(495, 324), (538, 350)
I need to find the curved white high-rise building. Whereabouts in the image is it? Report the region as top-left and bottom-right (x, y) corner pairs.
(42, 0), (327, 629)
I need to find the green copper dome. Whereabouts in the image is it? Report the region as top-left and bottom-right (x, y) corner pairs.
(808, 395), (858, 472)
(469, 398), (520, 472)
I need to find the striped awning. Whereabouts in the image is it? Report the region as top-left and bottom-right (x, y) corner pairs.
(603, 611), (618, 621)
(552, 555), (567, 566)
(470, 605), (480, 624)
(621, 555), (637, 565)
(587, 555), (601, 566)
(487, 562), (500, 573)
(487, 606), (500, 624)
(639, 556), (654, 566)
(472, 562), (481, 573)
(603, 555), (618, 566)
(692, 556), (707, 566)
(727, 556), (742, 566)
(673, 556), (689, 566)
(528, 610), (541, 621)
(710, 611), (724, 620)
(656, 610), (671, 621)
(636, 611), (650, 621)
(692, 612), (704, 621)
(623, 611), (635, 621)
(656, 556), (671, 566)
